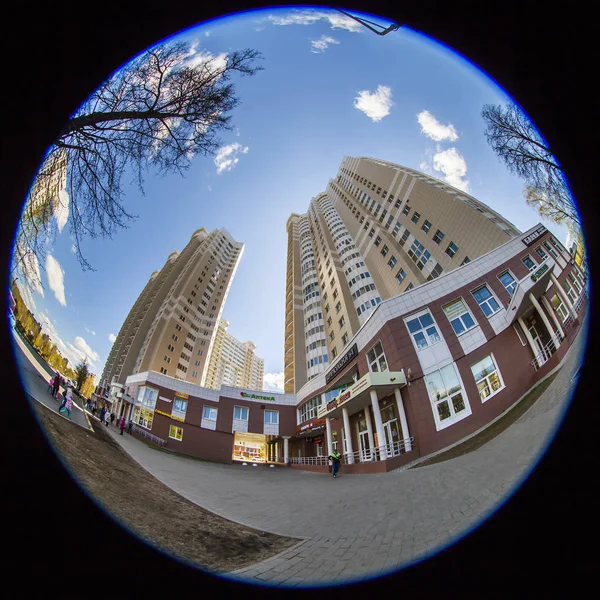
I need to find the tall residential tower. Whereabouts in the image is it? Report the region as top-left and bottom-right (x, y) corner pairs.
(100, 227), (243, 390)
(284, 156), (521, 393)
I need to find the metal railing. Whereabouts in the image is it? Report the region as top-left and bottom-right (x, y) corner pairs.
(530, 332), (562, 371)
(131, 424), (166, 447)
(289, 456), (330, 466)
(343, 437), (415, 463)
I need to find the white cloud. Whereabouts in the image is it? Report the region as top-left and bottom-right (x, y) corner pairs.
(204, 30), (211, 37)
(265, 10), (362, 32)
(54, 188), (70, 233)
(45, 254), (66, 306)
(417, 110), (459, 142)
(185, 48), (228, 72)
(108, 333), (117, 343)
(354, 85), (393, 122)
(16, 282), (38, 314)
(73, 336), (100, 364)
(419, 161), (433, 174)
(263, 372), (284, 393)
(311, 35), (340, 54)
(70, 244), (76, 254)
(432, 147), (470, 192)
(85, 326), (96, 336)
(208, 185), (212, 192)
(214, 142), (249, 174)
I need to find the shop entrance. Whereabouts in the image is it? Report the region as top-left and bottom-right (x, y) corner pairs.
(381, 404), (401, 456)
(357, 417), (372, 461)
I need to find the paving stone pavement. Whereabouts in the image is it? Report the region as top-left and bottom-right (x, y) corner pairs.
(103, 312), (588, 588)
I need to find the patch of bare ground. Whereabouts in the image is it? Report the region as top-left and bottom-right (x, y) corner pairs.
(32, 400), (300, 574)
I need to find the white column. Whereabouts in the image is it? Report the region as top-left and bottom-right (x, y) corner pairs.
(551, 273), (576, 319)
(364, 406), (375, 460)
(325, 417), (333, 457)
(529, 293), (559, 347)
(370, 389), (388, 460)
(541, 295), (565, 340)
(393, 387), (412, 452)
(518, 316), (542, 364)
(283, 437), (290, 463)
(341, 407), (354, 464)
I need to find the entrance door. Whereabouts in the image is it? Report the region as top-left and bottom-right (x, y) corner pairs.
(358, 430), (371, 461)
(383, 419), (401, 456)
(528, 323), (547, 362)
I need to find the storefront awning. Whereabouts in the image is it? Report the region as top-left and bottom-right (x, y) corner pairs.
(317, 370), (406, 420)
(505, 259), (555, 325)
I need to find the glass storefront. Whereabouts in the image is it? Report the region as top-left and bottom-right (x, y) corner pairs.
(232, 431), (267, 462)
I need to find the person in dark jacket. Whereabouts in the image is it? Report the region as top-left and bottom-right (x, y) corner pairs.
(328, 451), (342, 478)
(52, 372), (61, 399)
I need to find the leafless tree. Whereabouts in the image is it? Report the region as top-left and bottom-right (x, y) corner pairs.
(13, 41), (263, 285)
(481, 102), (580, 232)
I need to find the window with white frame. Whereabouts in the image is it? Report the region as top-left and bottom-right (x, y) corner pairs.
(498, 271), (517, 296)
(550, 294), (569, 321)
(169, 424), (183, 441)
(470, 355), (504, 401)
(472, 285), (501, 317)
(425, 363), (470, 428)
(568, 272), (582, 295)
(443, 298), (476, 335)
(136, 386), (158, 410)
(406, 311), (442, 350)
(522, 255), (536, 271)
(513, 321), (528, 346)
(233, 406), (249, 421)
(535, 246), (547, 261)
(562, 279), (577, 304)
(202, 406), (218, 420)
(367, 341), (388, 372)
(264, 410), (279, 424)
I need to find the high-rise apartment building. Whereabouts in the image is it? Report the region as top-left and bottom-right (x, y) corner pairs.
(100, 227), (243, 391)
(284, 156), (521, 393)
(203, 319), (264, 390)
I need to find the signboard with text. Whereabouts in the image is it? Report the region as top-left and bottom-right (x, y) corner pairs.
(522, 225), (547, 247)
(325, 343), (358, 384)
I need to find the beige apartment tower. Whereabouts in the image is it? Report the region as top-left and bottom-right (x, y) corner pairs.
(284, 156), (521, 393)
(100, 227), (243, 390)
(203, 319), (265, 390)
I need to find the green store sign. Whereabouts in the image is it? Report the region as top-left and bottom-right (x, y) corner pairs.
(240, 392), (276, 402)
(531, 263), (549, 282)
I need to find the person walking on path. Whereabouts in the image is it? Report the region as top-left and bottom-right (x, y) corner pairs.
(328, 450), (342, 478)
(48, 376), (55, 395)
(104, 406), (110, 427)
(52, 372), (61, 399)
(59, 387), (73, 420)
(100, 406), (106, 424)
(127, 419), (133, 434)
(110, 412), (115, 426)
(119, 417), (126, 435)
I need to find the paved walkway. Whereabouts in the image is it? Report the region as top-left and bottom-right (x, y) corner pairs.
(102, 315), (587, 587)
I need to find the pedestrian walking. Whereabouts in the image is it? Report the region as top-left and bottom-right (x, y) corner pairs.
(119, 417), (126, 435)
(48, 376), (55, 394)
(52, 372), (61, 399)
(59, 387), (73, 420)
(328, 450), (342, 478)
(104, 406), (110, 427)
(100, 406), (106, 424)
(127, 419), (133, 434)
(110, 412), (115, 426)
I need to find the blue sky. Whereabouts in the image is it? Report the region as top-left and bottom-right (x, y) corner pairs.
(12, 6), (570, 392)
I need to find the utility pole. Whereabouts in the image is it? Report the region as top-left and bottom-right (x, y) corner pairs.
(334, 8), (402, 36)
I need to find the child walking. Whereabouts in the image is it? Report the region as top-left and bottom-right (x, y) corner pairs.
(59, 387), (73, 420)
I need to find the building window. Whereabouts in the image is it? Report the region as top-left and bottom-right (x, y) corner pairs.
(331, 347), (338, 359)
(169, 424), (183, 441)
(264, 410), (279, 424)
(522, 255), (536, 271)
(393, 221), (401, 235)
(422, 220), (431, 233)
(192, 371), (198, 377)
(513, 321), (528, 346)
(329, 331), (335, 341)
(164, 356), (171, 364)
(498, 271), (517, 296)
(233, 406), (249, 421)
(406, 282), (414, 291)
(408, 239), (431, 270)
(471, 355), (504, 402)
(406, 311), (441, 350)
(425, 364), (471, 429)
(338, 316), (345, 328)
(374, 235), (382, 246)
(472, 285), (501, 317)
(446, 241), (459, 258)
(461, 256), (471, 265)
(388, 256), (397, 269)
(550, 294), (569, 321)
(443, 298), (476, 335)
(562, 279), (577, 304)
(137, 386), (158, 410)
(175, 324), (182, 332)
(403, 205), (411, 216)
(335, 302), (342, 313)
(342, 332), (349, 345)
(411, 211), (421, 224)
(160, 367), (168, 374)
(381, 245), (389, 256)
(535, 246), (548, 260)
(174, 398), (188, 414)
(172, 334), (178, 341)
(167, 344), (174, 352)
(203, 406), (218, 420)
(367, 341), (388, 372)
(396, 269), (406, 283)
(433, 230), (445, 244)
